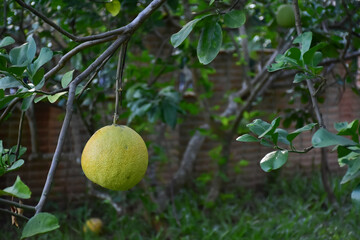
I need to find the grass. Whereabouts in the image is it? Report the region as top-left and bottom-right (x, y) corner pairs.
(1, 173), (360, 239)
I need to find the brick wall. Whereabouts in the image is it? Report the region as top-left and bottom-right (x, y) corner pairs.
(0, 103), (87, 207)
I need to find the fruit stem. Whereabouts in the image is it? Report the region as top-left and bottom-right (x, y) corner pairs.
(113, 40), (128, 125)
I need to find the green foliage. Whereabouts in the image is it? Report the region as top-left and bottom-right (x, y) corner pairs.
(238, 117), (360, 204)
(170, 8), (246, 65)
(0, 142), (26, 176)
(268, 32), (326, 80)
(126, 84), (182, 129)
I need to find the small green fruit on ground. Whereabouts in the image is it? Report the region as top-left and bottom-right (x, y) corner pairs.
(276, 4), (295, 28)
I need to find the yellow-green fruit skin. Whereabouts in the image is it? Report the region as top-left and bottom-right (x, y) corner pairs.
(276, 4), (295, 28)
(83, 218), (103, 234)
(81, 125), (148, 191)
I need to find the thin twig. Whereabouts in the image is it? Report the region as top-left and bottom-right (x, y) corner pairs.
(45, 36), (116, 80)
(0, 97), (21, 125)
(14, 0), (78, 41)
(113, 40), (128, 124)
(0, 0), (7, 35)
(15, 111), (25, 159)
(0, 207), (29, 221)
(77, 55), (113, 100)
(0, 198), (36, 211)
(15, 0), (166, 43)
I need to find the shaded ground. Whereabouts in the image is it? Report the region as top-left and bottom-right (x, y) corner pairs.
(1, 173), (359, 240)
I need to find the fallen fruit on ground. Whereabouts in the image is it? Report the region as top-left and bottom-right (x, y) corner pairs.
(83, 218), (103, 235)
(81, 124), (148, 191)
(276, 4), (295, 28)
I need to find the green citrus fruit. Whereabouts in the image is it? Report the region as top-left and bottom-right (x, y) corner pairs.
(83, 218), (103, 234)
(276, 4), (295, 28)
(81, 125), (148, 191)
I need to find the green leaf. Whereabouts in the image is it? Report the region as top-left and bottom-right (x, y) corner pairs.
(105, 0), (121, 16)
(21, 213), (60, 239)
(284, 47), (301, 61)
(287, 123), (317, 142)
(61, 70), (74, 88)
(9, 42), (30, 66)
(312, 51), (323, 66)
(0, 76), (23, 89)
(27, 36), (37, 64)
(0, 36), (15, 48)
(351, 184), (360, 208)
(312, 128), (358, 148)
(161, 101), (177, 128)
(0, 140), (3, 155)
(197, 22), (222, 65)
(293, 31), (312, 56)
(32, 48), (53, 74)
(340, 157), (360, 184)
(34, 95), (48, 103)
(260, 150), (288, 172)
(21, 94), (35, 111)
(0, 176), (31, 199)
(223, 10), (246, 28)
(258, 117), (280, 138)
(335, 120), (359, 143)
(4, 160), (25, 175)
(303, 42), (327, 66)
(275, 128), (290, 145)
(293, 73), (307, 83)
(209, 0), (215, 5)
(171, 14), (211, 48)
(247, 119), (271, 136)
(32, 67), (45, 86)
(268, 61), (287, 72)
(236, 134), (259, 142)
(47, 92), (67, 103)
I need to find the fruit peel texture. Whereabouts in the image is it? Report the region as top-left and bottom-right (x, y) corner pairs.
(81, 125), (148, 191)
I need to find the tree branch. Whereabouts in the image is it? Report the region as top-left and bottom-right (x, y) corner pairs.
(0, 198), (36, 211)
(15, 0), (166, 43)
(0, 207), (29, 221)
(15, 110), (25, 159)
(0, 97), (21, 125)
(44, 36), (116, 80)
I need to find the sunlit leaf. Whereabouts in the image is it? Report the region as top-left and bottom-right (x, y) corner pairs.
(106, 0), (121, 17)
(236, 134), (259, 142)
(47, 92), (67, 103)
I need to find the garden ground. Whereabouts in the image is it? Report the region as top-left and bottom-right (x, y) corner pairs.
(1, 173), (359, 240)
